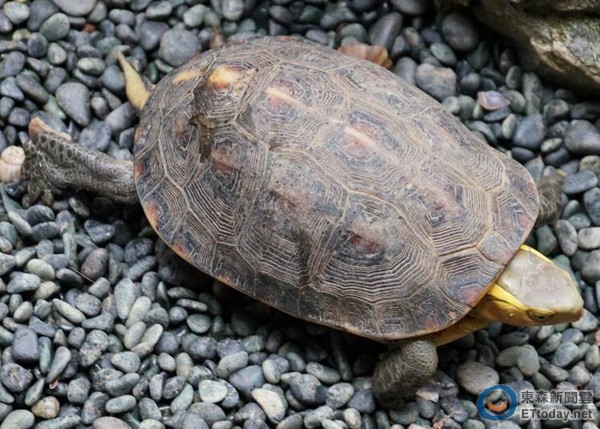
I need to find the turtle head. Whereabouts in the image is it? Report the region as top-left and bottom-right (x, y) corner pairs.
(472, 245), (584, 326)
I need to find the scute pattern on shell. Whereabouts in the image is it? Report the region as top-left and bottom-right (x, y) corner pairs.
(133, 36), (539, 341)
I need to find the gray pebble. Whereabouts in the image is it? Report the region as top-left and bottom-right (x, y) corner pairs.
(67, 377), (91, 405)
(217, 351), (249, 378)
(415, 63), (456, 101)
(564, 171), (598, 195)
(441, 13), (479, 52)
(229, 365), (265, 400)
(55, 82), (91, 126)
(0, 254), (16, 276)
(552, 342), (581, 367)
(1, 363), (33, 393)
(513, 114), (545, 150)
(0, 52), (25, 78)
(455, 361), (499, 395)
(199, 380), (228, 403)
(0, 410), (35, 429)
(369, 12), (402, 50)
(105, 395), (137, 414)
(304, 405), (335, 429)
(555, 219), (578, 256)
(79, 330), (109, 367)
(290, 374), (326, 405)
(579, 227), (600, 249)
(45, 346), (71, 383)
(39, 13), (70, 41)
(93, 417), (132, 429)
(7, 273), (41, 293)
(4, 2), (30, 25)
(11, 327), (40, 364)
(158, 29), (198, 67)
(565, 121), (600, 155)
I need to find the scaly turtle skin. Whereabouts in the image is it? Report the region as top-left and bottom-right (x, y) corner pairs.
(23, 36), (584, 408)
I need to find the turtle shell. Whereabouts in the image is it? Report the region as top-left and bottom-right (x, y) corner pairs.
(133, 36), (539, 342)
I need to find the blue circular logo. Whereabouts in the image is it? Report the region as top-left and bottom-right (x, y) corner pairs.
(476, 384), (518, 421)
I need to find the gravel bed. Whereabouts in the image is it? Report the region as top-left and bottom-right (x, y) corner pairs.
(1, 1), (600, 429)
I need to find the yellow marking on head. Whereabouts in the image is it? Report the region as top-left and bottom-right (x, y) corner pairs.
(207, 66), (244, 89)
(117, 52), (150, 111)
(173, 69), (205, 85)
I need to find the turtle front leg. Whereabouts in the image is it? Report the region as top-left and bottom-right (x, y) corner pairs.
(372, 339), (437, 409)
(23, 118), (137, 204)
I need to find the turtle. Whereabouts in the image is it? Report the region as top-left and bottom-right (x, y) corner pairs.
(22, 36), (583, 408)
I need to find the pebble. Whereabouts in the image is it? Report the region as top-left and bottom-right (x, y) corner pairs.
(563, 170), (598, 194)
(105, 395), (137, 414)
(1, 363), (33, 392)
(369, 12), (403, 50)
(93, 417), (132, 429)
(415, 63), (456, 101)
(579, 227), (600, 250)
(565, 121), (600, 155)
(39, 13), (70, 41)
(4, 3), (30, 25)
(199, 380), (228, 403)
(455, 361), (499, 394)
(0, 410), (35, 429)
(11, 327), (40, 364)
(55, 82), (91, 126)
(31, 396), (60, 419)
(512, 114), (545, 150)
(252, 388), (287, 423)
(440, 13), (479, 52)
(158, 29), (197, 67)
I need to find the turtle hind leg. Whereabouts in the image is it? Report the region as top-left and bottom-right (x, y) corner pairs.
(24, 118), (137, 204)
(372, 339), (437, 409)
(535, 170), (566, 226)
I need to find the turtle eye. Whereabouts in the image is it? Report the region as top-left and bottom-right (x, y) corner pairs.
(527, 310), (554, 323)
